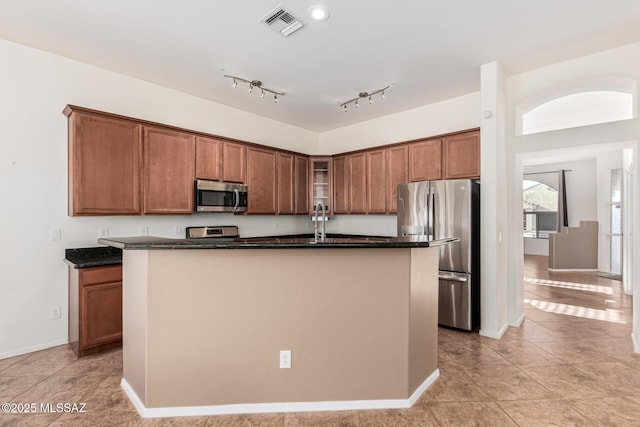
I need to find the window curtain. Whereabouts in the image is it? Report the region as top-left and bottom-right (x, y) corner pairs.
(556, 169), (568, 232)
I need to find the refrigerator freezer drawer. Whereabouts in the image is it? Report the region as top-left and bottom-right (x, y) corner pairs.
(438, 272), (472, 330)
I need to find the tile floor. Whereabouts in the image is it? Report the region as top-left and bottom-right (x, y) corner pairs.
(1, 255), (639, 426)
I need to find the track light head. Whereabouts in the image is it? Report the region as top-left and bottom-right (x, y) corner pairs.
(224, 74), (284, 104)
(339, 85), (389, 112)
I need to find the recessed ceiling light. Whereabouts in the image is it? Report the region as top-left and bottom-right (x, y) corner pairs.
(308, 5), (330, 21)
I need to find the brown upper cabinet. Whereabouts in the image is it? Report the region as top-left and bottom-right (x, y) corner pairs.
(332, 156), (348, 214)
(409, 138), (442, 182)
(366, 149), (387, 214)
(348, 153), (367, 214)
(294, 156), (309, 215)
(195, 136), (221, 181)
(66, 105), (478, 218)
(442, 130), (480, 179)
(246, 146), (277, 214)
(386, 145), (409, 213)
(66, 109), (142, 216)
(195, 137), (246, 184)
(222, 141), (246, 183)
(277, 152), (295, 215)
(143, 126), (195, 215)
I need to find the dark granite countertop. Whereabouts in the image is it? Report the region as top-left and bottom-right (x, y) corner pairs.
(97, 234), (459, 250)
(64, 246), (123, 268)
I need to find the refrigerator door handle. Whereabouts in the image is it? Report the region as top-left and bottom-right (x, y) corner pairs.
(438, 274), (468, 282)
(430, 192), (436, 240)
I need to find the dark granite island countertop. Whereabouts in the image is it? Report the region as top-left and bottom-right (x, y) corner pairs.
(64, 246), (122, 268)
(97, 235), (458, 250)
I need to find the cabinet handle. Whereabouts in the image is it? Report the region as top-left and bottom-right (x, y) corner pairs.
(233, 189), (240, 212)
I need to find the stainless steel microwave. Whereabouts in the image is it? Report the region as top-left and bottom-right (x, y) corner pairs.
(194, 180), (248, 213)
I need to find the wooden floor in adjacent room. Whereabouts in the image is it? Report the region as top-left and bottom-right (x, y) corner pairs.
(1, 255), (638, 426)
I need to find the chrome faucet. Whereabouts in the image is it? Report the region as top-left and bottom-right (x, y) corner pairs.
(314, 201), (327, 243)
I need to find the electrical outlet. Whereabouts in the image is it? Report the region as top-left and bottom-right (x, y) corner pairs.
(273, 224), (278, 232)
(139, 225), (149, 236)
(50, 306), (61, 320)
(99, 228), (109, 238)
(279, 350), (291, 369)
(173, 225), (183, 236)
(50, 228), (62, 241)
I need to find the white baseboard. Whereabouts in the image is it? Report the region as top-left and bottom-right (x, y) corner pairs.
(0, 339), (68, 360)
(479, 322), (509, 339)
(548, 268), (598, 272)
(509, 313), (526, 327)
(632, 332), (640, 354)
(121, 369), (440, 418)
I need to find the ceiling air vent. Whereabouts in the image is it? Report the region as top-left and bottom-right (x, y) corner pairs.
(260, 5), (305, 37)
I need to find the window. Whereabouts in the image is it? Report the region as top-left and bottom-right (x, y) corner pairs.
(610, 169), (622, 274)
(516, 77), (637, 136)
(523, 180), (557, 238)
(522, 91), (633, 135)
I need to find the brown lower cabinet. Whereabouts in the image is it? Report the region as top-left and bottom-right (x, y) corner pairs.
(68, 265), (122, 357)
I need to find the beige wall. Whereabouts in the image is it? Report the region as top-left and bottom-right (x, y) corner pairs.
(549, 221), (599, 270)
(123, 247), (438, 409)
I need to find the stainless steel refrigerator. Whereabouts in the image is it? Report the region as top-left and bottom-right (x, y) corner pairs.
(397, 179), (480, 331)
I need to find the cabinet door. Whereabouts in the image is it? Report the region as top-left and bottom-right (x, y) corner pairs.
(349, 153), (367, 214)
(222, 141), (246, 183)
(69, 112), (142, 215)
(386, 145), (409, 213)
(195, 136), (221, 180)
(409, 138), (441, 182)
(366, 149), (387, 213)
(246, 147), (277, 214)
(143, 127), (195, 214)
(277, 152), (295, 214)
(294, 156), (309, 214)
(443, 130), (480, 179)
(332, 156), (348, 214)
(81, 281), (122, 348)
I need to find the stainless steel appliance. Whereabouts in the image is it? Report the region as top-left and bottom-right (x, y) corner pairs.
(397, 179), (480, 331)
(186, 225), (239, 240)
(194, 180), (248, 213)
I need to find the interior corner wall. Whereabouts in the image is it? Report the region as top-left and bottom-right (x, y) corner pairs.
(318, 92), (481, 155)
(480, 61), (510, 338)
(0, 38), (318, 358)
(317, 92), (481, 237)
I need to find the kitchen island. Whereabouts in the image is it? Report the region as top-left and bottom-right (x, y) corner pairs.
(98, 235), (456, 418)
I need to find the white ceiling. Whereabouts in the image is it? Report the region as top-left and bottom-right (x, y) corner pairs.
(1, 1), (640, 132)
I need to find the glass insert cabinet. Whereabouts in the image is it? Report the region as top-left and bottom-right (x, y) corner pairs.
(309, 157), (332, 214)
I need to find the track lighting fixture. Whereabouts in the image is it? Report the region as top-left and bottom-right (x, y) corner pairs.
(339, 85), (389, 112)
(224, 74), (285, 103)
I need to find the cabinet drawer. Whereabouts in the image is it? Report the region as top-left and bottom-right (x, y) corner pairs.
(79, 265), (122, 285)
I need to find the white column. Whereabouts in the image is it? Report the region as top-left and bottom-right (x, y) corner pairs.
(479, 62), (509, 338)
